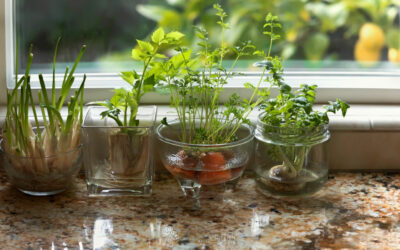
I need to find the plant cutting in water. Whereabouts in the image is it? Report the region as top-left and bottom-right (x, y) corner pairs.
(261, 84), (349, 179)
(158, 5), (275, 186)
(98, 27), (184, 128)
(161, 4), (269, 145)
(257, 15), (350, 191)
(1, 38), (86, 191)
(95, 28), (185, 182)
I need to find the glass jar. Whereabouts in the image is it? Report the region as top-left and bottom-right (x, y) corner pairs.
(254, 112), (330, 197)
(0, 140), (83, 196)
(156, 120), (254, 198)
(82, 106), (156, 196)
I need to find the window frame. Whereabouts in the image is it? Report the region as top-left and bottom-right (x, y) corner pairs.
(0, 0), (10, 105)
(2, 0), (400, 105)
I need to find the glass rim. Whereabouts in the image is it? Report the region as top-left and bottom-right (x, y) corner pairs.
(257, 112), (329, 131)
(0, 139), (83, 159)
(82, 105), (157, 128)
(82, 125), (154, 129)
(156, 119), (254, 148)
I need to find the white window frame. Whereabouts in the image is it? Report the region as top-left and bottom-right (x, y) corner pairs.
(2, 0), (400, 106)
(0, 0), (8, 105)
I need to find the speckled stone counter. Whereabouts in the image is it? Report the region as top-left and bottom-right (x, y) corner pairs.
(0, 171), (400, 249)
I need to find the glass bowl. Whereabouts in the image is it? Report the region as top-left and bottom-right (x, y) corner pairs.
(156, 120), (254, 198)
(254, 112), (330, 197)
(0, 139), (83, 196)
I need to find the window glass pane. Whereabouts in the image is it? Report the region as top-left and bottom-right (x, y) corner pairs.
(15, 0), (400, 76)
(16, 0), (156, 74)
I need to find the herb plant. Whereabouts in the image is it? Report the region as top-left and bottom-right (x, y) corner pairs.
(90, 28), (185, 181)
(160, 4), (271, 145)
(98, 28), (184, 127)
(2, 38), (86, 172)
(258, 15), (350, 179)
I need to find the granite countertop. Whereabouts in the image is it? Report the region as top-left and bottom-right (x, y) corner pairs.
(0, 171), (399, 249)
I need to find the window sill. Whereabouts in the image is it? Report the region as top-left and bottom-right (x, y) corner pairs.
(1, 104), (400, 171)
(156, 104), (400, 131)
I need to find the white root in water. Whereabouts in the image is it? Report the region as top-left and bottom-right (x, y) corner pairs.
(2, 123), (81, 177)
(108, 131), (149, 176)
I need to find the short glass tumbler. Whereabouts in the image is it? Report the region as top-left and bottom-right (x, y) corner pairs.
(0, 140), (83, 196)
(254, 113), (330, 197)
(82, 106), (156, 196)
(156, 120), (254, 198)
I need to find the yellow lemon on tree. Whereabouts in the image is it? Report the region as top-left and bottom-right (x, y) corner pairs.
(354, 40), (380, 66)
(359, 23), (385, 50)
(388, 48), (400, 63)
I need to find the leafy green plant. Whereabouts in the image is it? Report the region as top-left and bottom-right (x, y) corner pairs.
(98, 27), (185, 128)
(261, 83), (349, 178)
(258, 15), (350, 179)
(92, 28), (185, 181)
(262, 84), (349, 128)
(2, 38), (86, 173)
(160, 4), (273, 145)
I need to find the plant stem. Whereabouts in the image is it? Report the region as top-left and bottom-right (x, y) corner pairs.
(52, 37), (61, 107)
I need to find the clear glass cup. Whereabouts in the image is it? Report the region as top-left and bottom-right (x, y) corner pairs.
(82, 106), (156, 196)
(254, 112), (330, 197)
(156, 120), (254, 199)
(0, 139), (83, 196)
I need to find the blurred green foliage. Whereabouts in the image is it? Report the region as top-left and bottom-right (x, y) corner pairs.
(137, 0), (399, 61)
(16, 0), (399, 68)
(16, 0), (155, 65)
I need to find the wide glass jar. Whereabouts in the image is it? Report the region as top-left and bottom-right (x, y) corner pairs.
(82, 106), (156, 196)
(254, 112), (330, 197)
(0, 139), (83, 196)
(156, 120), (254, 199)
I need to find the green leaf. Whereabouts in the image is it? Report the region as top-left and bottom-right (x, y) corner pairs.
(110, 88), (130, 108)
(120, 71), (138, 85)
(161, 117), (169, 126)
(265, 13), (273, 22)
(244, 82), (255, 90)
(166, 31), (185, 41)
(294, 96), (308, 104)
(95, 101), (112, 109)
(196, 32), (205, 40)
(132, 48), (145, 60)
(154, 53), (167, 59)
(143, 74), (156, 89)
(170, 49), (192, 68)
(137, 40), (154, 53)
(338, 99), (350, 117)
(280, 83), (291, 93)
(253, 50), (265, 56)
(143, 84), (154, 93)
(152, 27), (165, 44)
